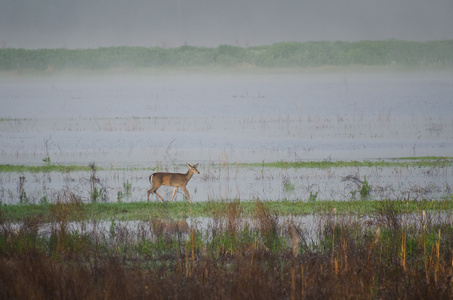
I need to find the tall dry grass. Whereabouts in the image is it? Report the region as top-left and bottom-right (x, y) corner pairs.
(1, 196), (452, 299)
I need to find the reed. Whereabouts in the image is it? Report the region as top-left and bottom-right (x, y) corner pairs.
(1, 195), (452, 299)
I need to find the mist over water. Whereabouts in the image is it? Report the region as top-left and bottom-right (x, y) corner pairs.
(1, 71), (452, 166)
(1, 69), (452, 203)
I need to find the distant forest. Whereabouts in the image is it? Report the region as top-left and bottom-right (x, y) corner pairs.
(1, 40), (452, 70)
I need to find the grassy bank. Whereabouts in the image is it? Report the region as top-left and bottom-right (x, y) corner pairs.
(2, 198), (453, 222)
(1, 40), (452, 71)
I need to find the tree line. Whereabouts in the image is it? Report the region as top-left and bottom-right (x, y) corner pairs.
(1, 40), (452, 70)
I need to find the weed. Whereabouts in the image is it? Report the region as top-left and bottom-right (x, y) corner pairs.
(308, 191), (318, 202)
(42, 157), (51, 166)
(89, 163), (107, 203)
(18, 176), (28, 204)
(123, 180), (132, 195)
(117, 180), (132, 203)
(109, 219), (116, 239)
(39, 196), (49, 205)
(360, 176), (372, 199)
(373, 199), (404, 230)
(283, 176), (295, 193)
(255, 200), (286, 252)
(91, 186), (107, 203)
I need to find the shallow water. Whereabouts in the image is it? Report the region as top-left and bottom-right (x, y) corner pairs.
(0, 162), (451, 204)
(1, 71), (452, 166)
(4, 211), (452, 248)
(1, 71), (452, 203)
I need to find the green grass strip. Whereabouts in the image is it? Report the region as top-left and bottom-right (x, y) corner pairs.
(1, 157), (451, 173)
(0, 164), (93, 173)
(2, 199), (452, 223)
(246, 157), (452, 169)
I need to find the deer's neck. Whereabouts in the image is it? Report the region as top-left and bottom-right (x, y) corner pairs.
(185, 170), (194, 181)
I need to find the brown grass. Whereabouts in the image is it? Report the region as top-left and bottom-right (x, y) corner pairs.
(1, 196), (452, 299)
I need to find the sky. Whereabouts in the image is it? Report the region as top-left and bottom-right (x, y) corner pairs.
(1, 0), (453, 49)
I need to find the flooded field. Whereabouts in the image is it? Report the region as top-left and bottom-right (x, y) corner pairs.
(0, 162), (451, 204)
(5, 210), (452, 248)
(1, 70), (452, 203)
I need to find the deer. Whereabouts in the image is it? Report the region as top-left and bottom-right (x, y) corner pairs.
(147, 163), (200, 203)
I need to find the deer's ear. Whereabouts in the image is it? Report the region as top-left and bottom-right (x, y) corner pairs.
(193, 163), (199, 168)
(187, 163), (191, 168)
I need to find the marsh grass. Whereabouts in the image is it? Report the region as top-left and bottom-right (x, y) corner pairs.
(283, 176), (295, 193)
(1, 194), (452, 299)
(1, 156), (450, 174)
(359, 176), (373, 199)
(2, 198), (453, 223)
(0, 164), (94, 173)
(246, 156), (453, 169)
(308, 191), (318, 202)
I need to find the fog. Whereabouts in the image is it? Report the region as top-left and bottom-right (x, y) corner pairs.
(1, 0), (453, 49)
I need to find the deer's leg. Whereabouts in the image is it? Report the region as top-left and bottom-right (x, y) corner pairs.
(147, 187), (158, 201)
(153, 190), (165, 202)
(148, 177), (165, 202)
(182, 186), (193, 204)
(170, 187), (178, 202)
(149, 184), (165, 202)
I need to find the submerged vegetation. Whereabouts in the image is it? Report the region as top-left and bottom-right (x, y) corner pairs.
(1, 40), (452, 71)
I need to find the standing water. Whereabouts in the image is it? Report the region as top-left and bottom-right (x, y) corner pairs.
(1, 70), (452, 203)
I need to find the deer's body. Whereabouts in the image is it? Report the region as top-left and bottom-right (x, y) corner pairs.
(147, 163), (199, 203)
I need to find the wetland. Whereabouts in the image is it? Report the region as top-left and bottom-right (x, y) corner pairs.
(1, 69), (452, 205)
(1, 66), (453, 299)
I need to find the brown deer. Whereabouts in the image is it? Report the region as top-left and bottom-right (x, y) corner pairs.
(147, 163), (200, 203)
